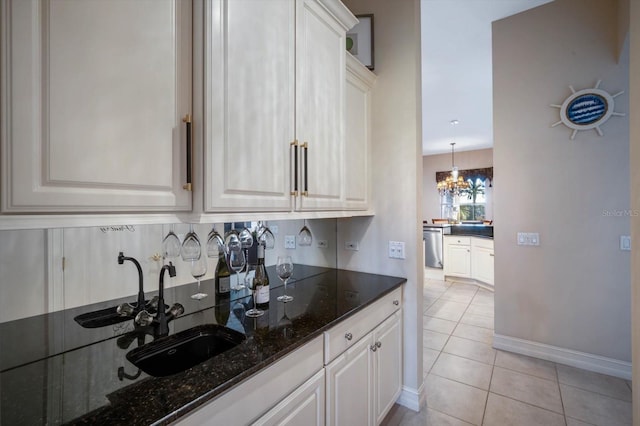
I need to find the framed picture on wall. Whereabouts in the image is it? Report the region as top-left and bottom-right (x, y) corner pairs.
(346, 14), (374, 70)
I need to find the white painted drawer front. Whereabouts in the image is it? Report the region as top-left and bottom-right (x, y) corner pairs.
(324, 287), (402, 365)
(471, 237), (494, 250)
(445, 236), (471, 246)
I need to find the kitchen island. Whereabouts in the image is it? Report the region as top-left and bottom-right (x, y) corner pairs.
(0, 265), (405, 425)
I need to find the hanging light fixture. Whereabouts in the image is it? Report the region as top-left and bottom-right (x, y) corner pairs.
(437, 120), (469, 196)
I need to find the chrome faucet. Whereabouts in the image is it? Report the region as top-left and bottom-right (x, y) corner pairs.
(135, 262), (184, 337)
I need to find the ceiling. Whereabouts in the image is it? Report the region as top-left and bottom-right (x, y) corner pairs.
(421, 0), (553, 156)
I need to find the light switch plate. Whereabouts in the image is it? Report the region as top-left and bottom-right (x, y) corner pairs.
(517, 232), (540, 246)
(345, 241), (359, 251)
(317, 240), (328, 248)
(388, 241), (406, 259)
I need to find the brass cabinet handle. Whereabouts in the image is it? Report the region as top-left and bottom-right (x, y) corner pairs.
(370, 344), (377, 352)
(291, 140), (299, 196)
(182, 114), (192, 191)
(393, 300), (399, 306)
(376, 341), (382, 349)
(345, 332), (353, 341)
(302, 142), (308, 196)
(490, 253), (495, 257)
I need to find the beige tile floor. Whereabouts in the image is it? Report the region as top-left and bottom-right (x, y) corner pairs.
(382, 278), (632, 426)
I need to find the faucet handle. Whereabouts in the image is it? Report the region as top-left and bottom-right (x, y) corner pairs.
(135, 310), (154, 327)
(117, 303), (135, 317)
(168, 303), (185, 319)
(146, 296), (160, 310)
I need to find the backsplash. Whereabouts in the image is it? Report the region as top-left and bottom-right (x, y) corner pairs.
(0, 219), (338, 323)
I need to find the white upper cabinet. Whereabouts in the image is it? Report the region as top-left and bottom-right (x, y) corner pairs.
(203, 0), (357, 213)
(294, 0), (356, 211)
(203, 0), (295, 212)
(1, 0), (192, 213)
(344, 53), (376, 210)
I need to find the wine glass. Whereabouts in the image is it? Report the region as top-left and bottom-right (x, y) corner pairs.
(162, 225), (181, 259)
(224, 229), (242, 254)
(228, 248), (246, 291)
(256, 222), (275, 250)
(239, 227), (254, 286)
(190, 255), (208, 300)
(278, 302), (293, 338)
(245, 271), (264, 318)
(297, 220), (312, 246)
(181, 224), (201, 261)
(206, 227), (224, 258)
(276, 256), (294, 303)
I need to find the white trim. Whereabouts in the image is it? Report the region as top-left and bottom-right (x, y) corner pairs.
(493, 333), (632, 380)
(396, 381), (425, 412)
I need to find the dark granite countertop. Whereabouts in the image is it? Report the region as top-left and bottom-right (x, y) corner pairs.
(0, 265), (405, 425)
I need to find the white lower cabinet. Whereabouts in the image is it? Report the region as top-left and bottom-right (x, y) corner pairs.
(173, 287), (403, 426)
(444, 236), (471, 278)
(253, 369), (325, 426)
(325, 333), (374, 426)
(373, 313), (403, 424)
(471, 238), (495, 286)
(325, 293), (402, 426)
(444, 236), (494, 285)
(173, 336), (323, 425)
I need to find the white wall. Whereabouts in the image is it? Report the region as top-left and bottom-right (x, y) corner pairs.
(493, 0), (631, 366)
(629, 0), (639, 421)
(339, 0), (424, 409)
(422, 148), (493, 221)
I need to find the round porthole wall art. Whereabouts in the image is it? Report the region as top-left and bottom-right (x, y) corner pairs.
(550, 80), (625, 140)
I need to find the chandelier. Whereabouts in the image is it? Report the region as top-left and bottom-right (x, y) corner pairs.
(437, 141), (469, 197)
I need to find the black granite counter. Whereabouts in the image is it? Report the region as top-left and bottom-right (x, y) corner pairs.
(449, 224), (493, 238)
(0, 265), (405, 425)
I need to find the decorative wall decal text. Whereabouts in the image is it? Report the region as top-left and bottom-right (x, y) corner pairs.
(99, 225), (136, 234)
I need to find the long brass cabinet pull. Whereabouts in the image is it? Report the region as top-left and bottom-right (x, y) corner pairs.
(183, 114), (192, 191)
(302, 142), (308, 197)
(291, 140), (299, 196)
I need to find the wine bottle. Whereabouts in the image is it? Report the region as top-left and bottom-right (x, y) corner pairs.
(215, 251), (231, 295)
(254, 243), (270, 308)
(215, 293), (230, 326)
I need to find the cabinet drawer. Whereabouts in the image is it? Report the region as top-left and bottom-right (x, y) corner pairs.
(324, 287), (402, 365)
(471, 237), (494, 250)
(445, 236), (471, 246)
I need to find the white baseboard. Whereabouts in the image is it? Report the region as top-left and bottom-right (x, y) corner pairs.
(493, 333), (632, 380)
(396, 381), (425, 412)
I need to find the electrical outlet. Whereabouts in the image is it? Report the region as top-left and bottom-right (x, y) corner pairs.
(345, 241), (359, 251)
(270, 225), (279, 234)
(621, 235), (631, 251)
(284, 235), (296, 249)
(317, 240), (328, 248)
(388, 241), (406, 259)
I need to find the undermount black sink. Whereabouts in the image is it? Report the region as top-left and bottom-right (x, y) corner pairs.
(73, 304), (138, 328)
(126, 324), (246, 377)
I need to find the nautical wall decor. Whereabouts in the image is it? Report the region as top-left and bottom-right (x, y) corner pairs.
(550, 80), (625, 140)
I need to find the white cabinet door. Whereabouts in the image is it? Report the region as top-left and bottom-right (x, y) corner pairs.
(325, 334), (373, 426)
(344, 53), (375, 211)
(373, 312), (402, 424)
(253, 370), (325, 426)
(204, 0), (294, 212)
(472, 245), (494, 285)
(1, 0), (191, 212)
(445, 244), (471, 278)
(294, 0), (350, 211)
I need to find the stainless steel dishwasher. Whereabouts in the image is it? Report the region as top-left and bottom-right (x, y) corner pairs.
(423, 225), (449, 268)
